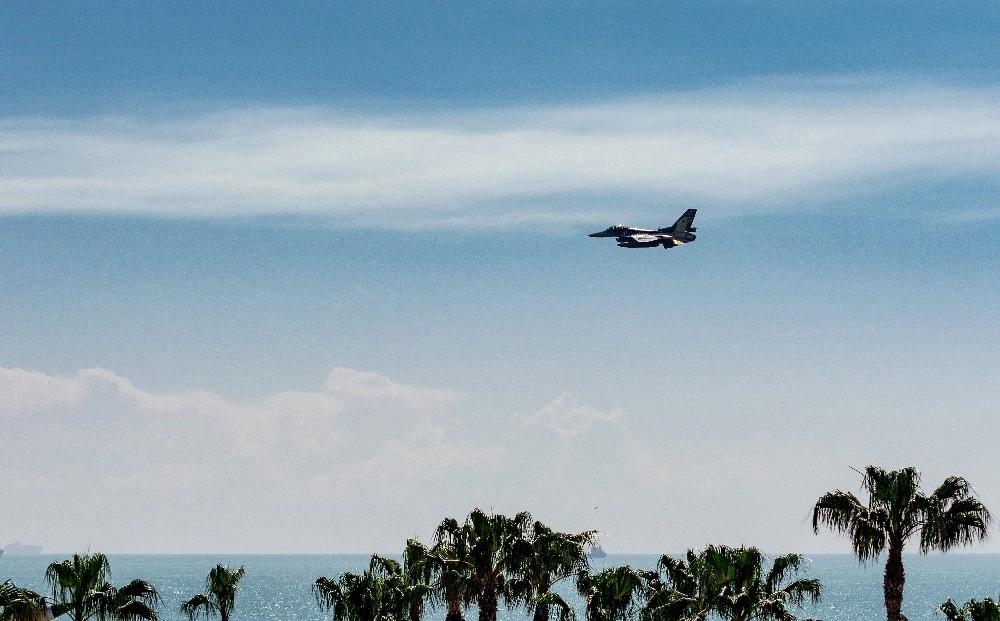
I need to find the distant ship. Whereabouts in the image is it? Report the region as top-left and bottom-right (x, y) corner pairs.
(589, 544), (607, 559)
(3, 542), (42, 555)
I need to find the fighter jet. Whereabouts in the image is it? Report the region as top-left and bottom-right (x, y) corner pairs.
(589, 209), (697, 249)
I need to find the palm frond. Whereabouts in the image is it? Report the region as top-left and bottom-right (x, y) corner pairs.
(115, 580), (159, 606)
(113, 598), (158, 621)
(812, 490), (886, 563)
(0, 581), (48, 621)
(939, 599), (969, 621)
(920, 493), (992, 553)
(774, 578), (822, 608)
(765, 554), (805, 593)
(532, 593), (575, 621)
(113, 580), (160, 621)
(180, 594), (216, 621)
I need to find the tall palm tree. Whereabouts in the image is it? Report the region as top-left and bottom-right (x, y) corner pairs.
(518, 522), (596, 621)
(812, 466), (992, 621)
(45, 553), (159, 621)
(576, 566), (649, 621)
(180, 565), (245, 621)
(0, 580), (46, 621)
(940, 597), (1000, 621)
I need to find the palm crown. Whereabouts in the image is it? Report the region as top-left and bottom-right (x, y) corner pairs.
(576, 565), (648, 621)
(438, 509), (533, 621)
(314, 554), (430, 621)
(519, 522), (596, 621)
(180, 565), (245, 621)
(45, 553), (159, 621)
(643, 546), (820, 621)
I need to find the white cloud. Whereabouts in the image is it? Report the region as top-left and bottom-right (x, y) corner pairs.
(3, 80), (1000, 226)
(324, 367), (460, 409)
(0, 367), (86, 409)
(0, 366), (474, 551)
(519, 392), (623, 438)
(5, 366), (1000, 555)
(0, 367), (350, 460)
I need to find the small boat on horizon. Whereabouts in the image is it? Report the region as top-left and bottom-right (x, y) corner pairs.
(589, 544), (607, 559)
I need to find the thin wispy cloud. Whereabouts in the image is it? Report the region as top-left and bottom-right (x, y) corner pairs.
(3, 81), (999, 227)
(324, 367), (460, 409)
(519, 392), (623, 438)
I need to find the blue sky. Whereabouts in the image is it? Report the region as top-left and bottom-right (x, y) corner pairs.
(4, 2), (1000, 113)
(2, 2), (1000, 555)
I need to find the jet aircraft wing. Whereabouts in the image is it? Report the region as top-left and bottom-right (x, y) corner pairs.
(627, 234), (664, 243)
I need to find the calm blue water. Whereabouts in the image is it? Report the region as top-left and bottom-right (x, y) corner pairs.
(3, 554), (999, 621)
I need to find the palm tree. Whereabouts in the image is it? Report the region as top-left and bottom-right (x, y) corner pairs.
(314, 555), (415, 621)
(644, 546), (820, 621)
(0, 580), (46, 621)
(940, 597), (1000, 621)
(45, 553), (159, 621)
(710, 546), (818, 621)
(576, 566), (649, 621)
(432, 509), (534, 621)
(423, 525), (472, 621)
(812, 466), (992, 621)
(401, 540), (434, 621)
(180, 565), (245, 621)
(642, 551), (706, 621)
(518, 522), (596, 621)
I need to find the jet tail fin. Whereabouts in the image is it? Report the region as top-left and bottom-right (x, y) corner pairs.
(671, 209), (697, 233)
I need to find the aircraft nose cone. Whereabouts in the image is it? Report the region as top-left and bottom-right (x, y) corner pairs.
(588, 232), (601, 237)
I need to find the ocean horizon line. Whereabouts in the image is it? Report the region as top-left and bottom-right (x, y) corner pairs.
(10, 551), (1000, 557)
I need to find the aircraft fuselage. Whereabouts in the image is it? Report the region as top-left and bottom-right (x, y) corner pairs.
(589, 209), (698, 250)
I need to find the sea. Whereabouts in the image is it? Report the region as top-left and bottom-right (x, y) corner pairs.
(3, 553), (999, 621)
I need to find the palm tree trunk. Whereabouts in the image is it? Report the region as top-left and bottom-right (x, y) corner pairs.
(883, 541), (905, 621)
(446, 598), (464, 621)
(533, 580), (551, 621)
(478, 588), (498, 621)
